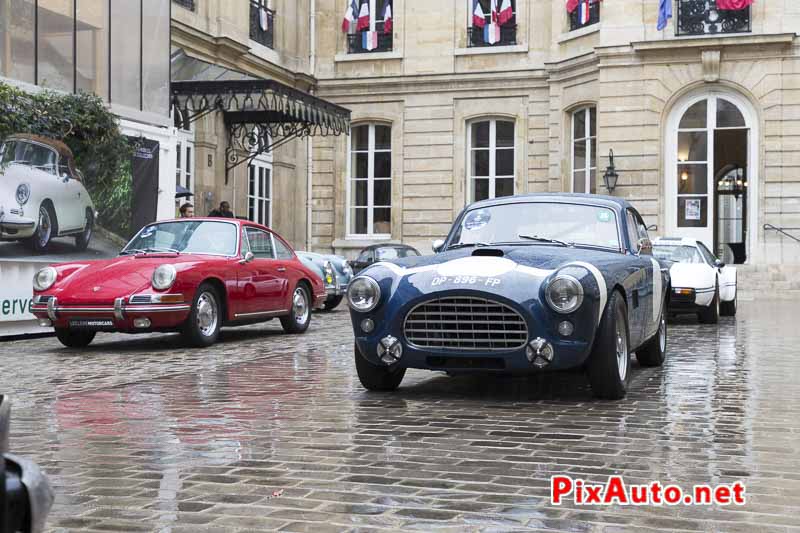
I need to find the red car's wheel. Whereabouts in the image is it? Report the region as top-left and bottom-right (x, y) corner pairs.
(280, 284), (312, 334)
(55, 328), (96, 348)
(182, 283), (221, 347)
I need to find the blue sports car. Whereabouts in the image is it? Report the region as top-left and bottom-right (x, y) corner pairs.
(346, 193), (670, 400)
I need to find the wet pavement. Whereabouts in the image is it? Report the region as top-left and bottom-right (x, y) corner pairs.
(1, 300), (800, 532)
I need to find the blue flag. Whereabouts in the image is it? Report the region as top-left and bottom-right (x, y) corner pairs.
(657, 0), (672, 31)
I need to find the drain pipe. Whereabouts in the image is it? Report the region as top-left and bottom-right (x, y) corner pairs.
(306, 0), (316, 251)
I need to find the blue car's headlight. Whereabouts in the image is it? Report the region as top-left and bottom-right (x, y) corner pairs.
(347, 276), (381, 312)
(545, 274), (584, 314)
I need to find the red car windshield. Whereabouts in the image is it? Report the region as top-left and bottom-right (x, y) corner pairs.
(122, 221), (238, 256)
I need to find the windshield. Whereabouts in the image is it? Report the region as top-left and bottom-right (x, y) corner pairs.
(653, 245), (704, 264)
(0, 140), (58, 173)
(123, 221), (238, 256)
(449, 202), (621, 250)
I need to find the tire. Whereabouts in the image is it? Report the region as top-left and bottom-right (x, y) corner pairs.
(181, 283), (222, 347)
(354, 342), (406, 391)
(55, 328), (96, 348)
(587, 291), (630, 400)
(636, 303), (667, 367)
(26, 203), (56, 252)
(74, 208), (94, 251)
(698, 282), (720, 324)
(720, 289), (737, 317)
(322, 295), (343, 311)
(280, 284), (312, 334)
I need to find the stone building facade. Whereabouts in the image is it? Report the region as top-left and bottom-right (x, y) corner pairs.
(310, 0), (800, 268)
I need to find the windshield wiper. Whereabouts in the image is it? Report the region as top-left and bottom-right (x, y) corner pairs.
(120, 248), (146, 256)
(446, 242), (491, 250)
(144, 247), (180, 254)
(518, 234), (572, 247)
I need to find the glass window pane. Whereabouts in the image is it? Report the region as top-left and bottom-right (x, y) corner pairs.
(590, 137), (596, 169)
(38, 0), (74, 92)
(496, 149), (514, 176)
(678, 131), (707, 162)
(589, 107), (596, 137)
(573, 170), (586, 193)
(678, 197), (708, 228)
(716, 99), (745, 128)
(375, 125), (391, 150)
(496, 121), (514, 148)
(374, 179), (391, 207)
(495, 178), (514, 198)
(110, 0), (141, 108)
(473, 178), (489, 201)
(472, 149), (489, 176)
(351, 208), (368, 234)
(264, 169), (271, 197)
(589, 168), (596, 194)
(374, 151), (391, 178)
(573, 110), (586, 139)
(354, 179), (368, 206)
(0, 0), (36, 83)
(677, 164), (708, 195)
(472, 121), (490, 148)
(142, 0), (169, 114)
(679, 100), (707, 129)
(373, 208), (391, 234)
(76, 0), (108, 98)
(354, 152), (368, 178)
(573, 140), (586, 173)
(352, 125), (369, 151)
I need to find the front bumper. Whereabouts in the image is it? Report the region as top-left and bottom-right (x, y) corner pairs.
(31, 295), (191, 332)
(0, 210), (36, 239)
(668, 287), (714, 313)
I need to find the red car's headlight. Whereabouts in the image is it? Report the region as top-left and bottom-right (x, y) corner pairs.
(152, 265), (177, 290)
(33, 267), (57, 292)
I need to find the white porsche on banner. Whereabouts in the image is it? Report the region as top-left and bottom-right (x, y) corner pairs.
(653, 237), (737, 323)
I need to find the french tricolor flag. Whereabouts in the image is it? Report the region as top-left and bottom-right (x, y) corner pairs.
(382, 2), (392, 34)
(578, 0), (590, 25)
(341, 0), (358, 33)
(362, 30), (378, 51)
(484, 0), (500, 44)
(356, 1), (370, 32)
(498, 0), (513, 25)
(472, 0), (486, 28)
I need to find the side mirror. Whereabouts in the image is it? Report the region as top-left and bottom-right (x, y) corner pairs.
(646, 224), (658, 232)
(636, 237), (652, 256)
(714, 259), (725, 268)
(432, 239), (445, 253)
(239, 251), (255, 264)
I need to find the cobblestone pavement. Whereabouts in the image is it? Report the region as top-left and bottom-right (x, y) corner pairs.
(1, 300), (800, 532)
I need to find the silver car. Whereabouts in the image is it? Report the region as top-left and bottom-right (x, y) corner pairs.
(297, 251), (353, 311)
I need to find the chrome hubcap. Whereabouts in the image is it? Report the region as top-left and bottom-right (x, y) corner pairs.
(196, 292), (218, 337)
(38, 207), (51, 247)
(616, 319), (628, 381)
(293, 288), (309, 325)
(658, 314), (666, 353)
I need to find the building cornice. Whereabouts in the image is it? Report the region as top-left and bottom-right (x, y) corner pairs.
(625, 33), (795, 54)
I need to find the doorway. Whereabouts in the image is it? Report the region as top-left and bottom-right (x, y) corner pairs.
(666, 91), (756, 264)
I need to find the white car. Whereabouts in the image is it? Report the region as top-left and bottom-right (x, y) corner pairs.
(652, 237), (737, 323)
(0, 134), (95, 252)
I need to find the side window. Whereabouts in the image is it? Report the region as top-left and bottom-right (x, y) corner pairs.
(357, 250), (371, 263)
(241, 229), (251, 255)
(273, 235), (294, 260)
(697, 242), (717, 265)
(625, 211), (639, 251)
(633, 212), (650, 241)
(245, 227), (274, 259)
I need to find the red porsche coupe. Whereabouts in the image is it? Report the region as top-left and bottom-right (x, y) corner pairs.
(31, 218), (326, 348)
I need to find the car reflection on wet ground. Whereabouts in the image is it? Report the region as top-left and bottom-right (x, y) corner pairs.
(1, 301), (799, 532)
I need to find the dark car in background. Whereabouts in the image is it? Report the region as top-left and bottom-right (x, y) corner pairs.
(349, 244), (421, 275)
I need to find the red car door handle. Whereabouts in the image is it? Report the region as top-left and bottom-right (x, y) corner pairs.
(277, 267), (286, 272)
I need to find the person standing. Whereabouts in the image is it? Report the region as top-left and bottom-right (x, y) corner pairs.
(179, 203), (194, 218)
(208, 201), (234, 218)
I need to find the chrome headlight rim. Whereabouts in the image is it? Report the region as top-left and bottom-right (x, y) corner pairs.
(323, 260), (336, 285)
(15, 183), (31, 205)
(151, 264), (177, 291)
(33, 266), (57, 292)
(347, 276), (381, 313)
(545, 273), (584, 314)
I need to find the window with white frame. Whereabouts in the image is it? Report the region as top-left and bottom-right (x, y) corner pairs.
(349, 123), (392, 236)
(175, 127), (195, 212)
(248, 157), (272, 227)
(571, 107), (597, 194)
(345, 0), (393, 53)
(469, 119), (515, 202)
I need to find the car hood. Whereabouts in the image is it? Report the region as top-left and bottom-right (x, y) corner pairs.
(46, 255), (218, 303)
(668, 262), (714, 289)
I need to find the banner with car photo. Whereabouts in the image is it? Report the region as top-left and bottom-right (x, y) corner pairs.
(0, 82), (160, 332)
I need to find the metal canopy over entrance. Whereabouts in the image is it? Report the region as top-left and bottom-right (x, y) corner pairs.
(171, 72), (350, 183)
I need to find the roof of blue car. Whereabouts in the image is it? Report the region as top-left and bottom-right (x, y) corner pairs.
(467, 193), (631, 211)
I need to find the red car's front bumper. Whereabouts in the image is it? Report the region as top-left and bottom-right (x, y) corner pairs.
(31, 295), (191, 332)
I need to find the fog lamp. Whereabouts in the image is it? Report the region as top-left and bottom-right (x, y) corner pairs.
(526, 337), (555, 368)
(558, 321), (574, 337)
(133, 318), (151, 329)
(377, 335), (403, 365)
(361, 318), (375, 333)
(38, 318), (52, 328)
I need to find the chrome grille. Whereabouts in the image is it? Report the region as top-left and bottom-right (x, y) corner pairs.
(404, 297), (528, 351)
(129, 295), (152, 304)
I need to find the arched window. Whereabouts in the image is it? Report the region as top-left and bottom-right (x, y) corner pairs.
(468, 119), (515, 202)
(571, 106), (596, 194)
(348, 123), (392, 236)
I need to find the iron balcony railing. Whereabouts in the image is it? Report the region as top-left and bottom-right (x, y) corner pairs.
(676, 0), (751, 36)
(569, 2), (600, 31)
(173, 0), (195, 10)
(467, 24), (518, 47)
(250, 2), (275, 49)
(347, 22), (393, 54)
